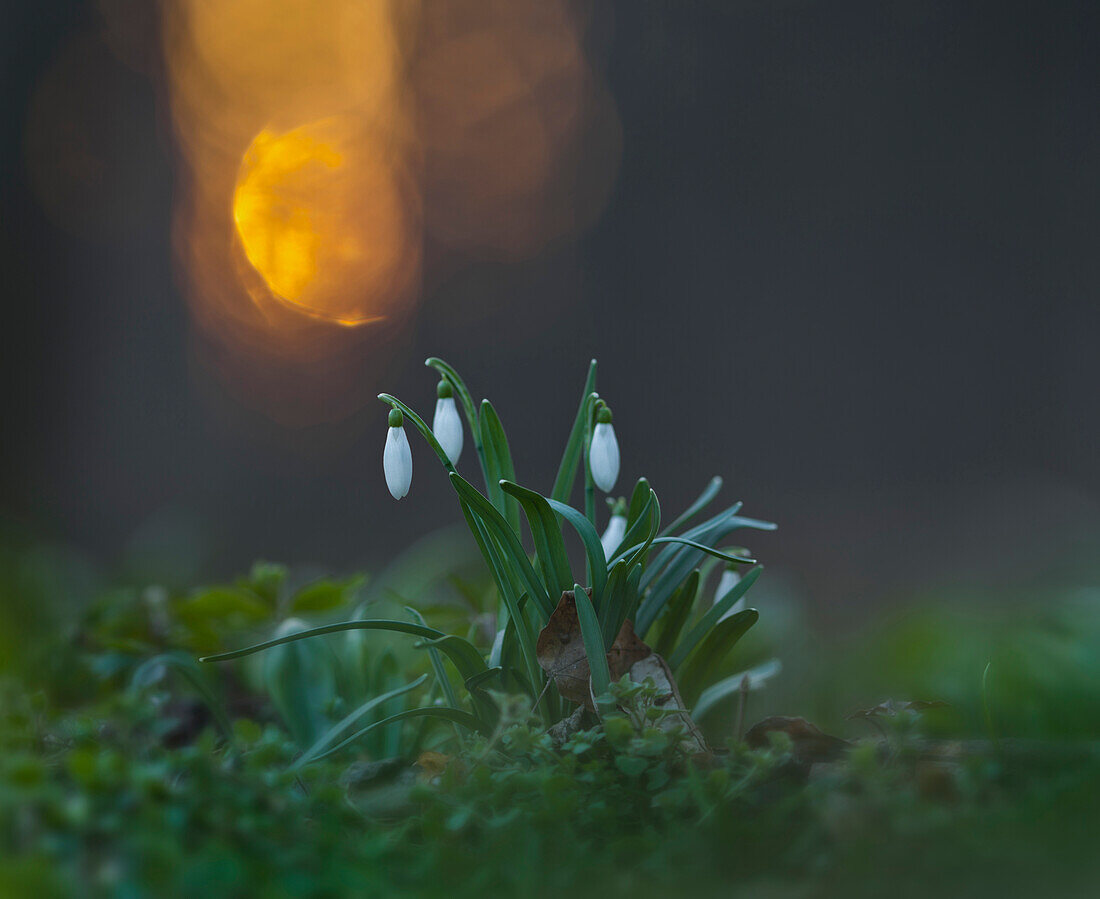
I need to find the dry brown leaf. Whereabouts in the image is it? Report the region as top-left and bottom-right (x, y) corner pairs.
(626, 652), (708, 754)
(744, 716), (850, 765)
(536, 590), (653, 708)
(536, 591), (594, 705)
(607, 618), (652, 679)
(536, 592), (708, 752)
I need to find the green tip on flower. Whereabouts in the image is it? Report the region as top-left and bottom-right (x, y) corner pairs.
(436, 379), (453, 399)
(596, 404), (613, 424)
(608, 497), (628, 516)
(388, 408), (404, 428)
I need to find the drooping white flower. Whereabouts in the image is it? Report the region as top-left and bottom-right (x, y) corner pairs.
(714, 566), (744, 613)
(589, 404), (620, 492)
(715, 557), (752, 620)
(383, 408), (412, 500)
(432, 379), (463, 464)
(600, 499), (628, 559)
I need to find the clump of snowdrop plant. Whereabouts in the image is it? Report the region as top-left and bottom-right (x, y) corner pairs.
(206, 358), (778, 748)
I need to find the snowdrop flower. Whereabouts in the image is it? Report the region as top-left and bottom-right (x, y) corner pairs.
(589, 403), (620, 492)
(383, 408), (412, 500)
(600, 498), (628, 560)
(432, 379), (463, 464)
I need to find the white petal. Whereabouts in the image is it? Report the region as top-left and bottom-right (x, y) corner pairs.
(589, 422), (620, 492)
(383, 426), (412, 499)
(432, 396), (464, 464)
(715, 568), (746, 620)
(600, 513), (627, 560)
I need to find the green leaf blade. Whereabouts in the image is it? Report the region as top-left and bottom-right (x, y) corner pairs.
(501, 480), (573, 598)
(551, 360), (598, 504)
(573, 584), (611, 699)
(547, 498), (609, 612)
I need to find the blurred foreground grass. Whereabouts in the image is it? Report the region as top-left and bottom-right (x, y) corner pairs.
(2, 526), (1099, 898)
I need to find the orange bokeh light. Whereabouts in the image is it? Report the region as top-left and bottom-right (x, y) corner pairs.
(232, 119), (420, 326)
(160, 0), (618, 423)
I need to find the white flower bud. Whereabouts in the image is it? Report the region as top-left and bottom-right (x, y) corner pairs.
(715, 566), (746, 620)
(432, 395), (463, 464)
(589, 413), (620, 493)
(600, 513), (627, 560)
(383, 410), (412, 500)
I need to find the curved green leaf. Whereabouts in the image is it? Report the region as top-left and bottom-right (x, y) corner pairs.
(293, 674), (429, 769)
(669, 566), (763, 669)
(405, 606), (458, 710)
(303, 706), (489, 764)
(693, 659), (782, 720)
(653, 569), (700, 659)
(662, 476), (724, 536)
(479, 400), (520, 533)
(573, 584), (610, 698)
(551, 360), (598, 503)
(625, 478), (652, 527)
(676, 609), (760, 706)
(636, 507), (773, 634)
(640, 502), (744, 589)
(501, 480), (573, 598)
(547, 498), (608, 610)
(200, 619), (443, 662)
(450, 473), (554, 619)
(613, 490), (657, 564)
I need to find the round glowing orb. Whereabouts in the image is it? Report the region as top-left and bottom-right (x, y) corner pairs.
(232, 118), (419, 326)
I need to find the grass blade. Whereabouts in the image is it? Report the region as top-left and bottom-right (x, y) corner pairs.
(668, 567), (763, 668)
(574, 584), (611, 698)
(450, 472), (554, 619)
(625, 478), (652, 527)
(302, 707), (488, 764)
(480, 400), (521, 534)
(662, 476), (724, 535)
(676, 609), (760, 706)
(547, 498), (609, 609)
(551, 360), (598, 503)
(652, 569), (700, 659)
(501, 480), (573, 598)
(693, 659), (782, 720)
(293, 675), (429, 769)
(200, 619), (443, 662)
(405, 606), (458, 710)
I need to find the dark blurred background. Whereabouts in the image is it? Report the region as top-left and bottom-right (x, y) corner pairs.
(2, 0), (1098, 625)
